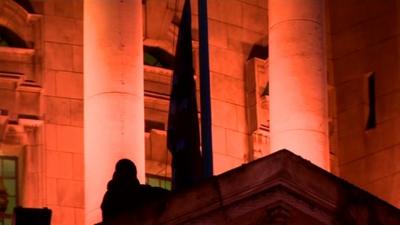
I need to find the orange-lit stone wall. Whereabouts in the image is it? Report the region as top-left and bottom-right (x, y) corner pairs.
(204, 0), (268, 174)
(329, 0), (400, 207)
(42, 0), (84, 225)
(1, 1), (400, 225)
(84, 0), (145, 223)
(143, 0), (268, 175)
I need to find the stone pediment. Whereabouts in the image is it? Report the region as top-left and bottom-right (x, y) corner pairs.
(111, 150), (400, 225)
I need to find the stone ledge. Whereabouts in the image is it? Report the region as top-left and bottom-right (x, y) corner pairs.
(107, 150), (400, 225)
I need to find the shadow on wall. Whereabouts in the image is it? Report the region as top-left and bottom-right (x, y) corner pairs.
(13, 0), (35, 13)
(0, 26), (28, 48)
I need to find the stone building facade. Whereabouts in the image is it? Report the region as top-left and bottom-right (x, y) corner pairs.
(0, 0), (399, 225)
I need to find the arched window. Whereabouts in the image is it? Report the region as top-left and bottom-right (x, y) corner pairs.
(144, 46), (174, 69)
(0, 26), (28, 48)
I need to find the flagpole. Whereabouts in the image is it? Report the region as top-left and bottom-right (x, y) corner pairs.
(198, 0), (213, 177)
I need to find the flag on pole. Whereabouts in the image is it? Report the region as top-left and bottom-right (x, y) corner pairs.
(167, 0), (203, 191)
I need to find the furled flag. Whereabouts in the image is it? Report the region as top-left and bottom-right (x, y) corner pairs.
(167, 0), (203, 191)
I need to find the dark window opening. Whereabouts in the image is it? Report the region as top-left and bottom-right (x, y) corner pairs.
(0, 26), (28, 48)
(366, 74), (376, 130)
(144, 46), (175, 69)
(145, 120), (165, 132)
(248, 44), (268, 60)
(144, 52), (162, 67)
(0, 109), (8, 116)
(145, 174), (171, 190)
(18, 114), (40, 120)
(0, 156), (18, 225)
(13, 0), (35, 13)
(0, 37), (8, 47)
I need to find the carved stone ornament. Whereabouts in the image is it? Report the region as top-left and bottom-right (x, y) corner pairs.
(266, 205), (291, 225)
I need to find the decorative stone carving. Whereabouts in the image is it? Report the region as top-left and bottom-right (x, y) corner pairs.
(0, 70), (43, 207)
(0, 0), (43, 82)
(0, 117), (44, 207)
(145, 129), (171, 178)
(245, 58), (269, 160)
(143, 65), (172, 179)
(266, 205), (291, 225)
(0, 72), (42, 122)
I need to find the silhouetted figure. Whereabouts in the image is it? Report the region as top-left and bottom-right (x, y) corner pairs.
(101, 159), (169, 224)
(101, 159), (139, 223)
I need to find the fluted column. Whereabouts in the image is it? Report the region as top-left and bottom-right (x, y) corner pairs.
(84, 1), (145, 224)
(269, 0), (329, 170)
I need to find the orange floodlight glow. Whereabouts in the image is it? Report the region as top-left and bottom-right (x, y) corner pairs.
(84, 0), (145, 224)
(268, 0), (330, 170)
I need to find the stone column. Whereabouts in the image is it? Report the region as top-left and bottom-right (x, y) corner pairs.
(84, 1), (145, 224)
(268, 0), (329, 170)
